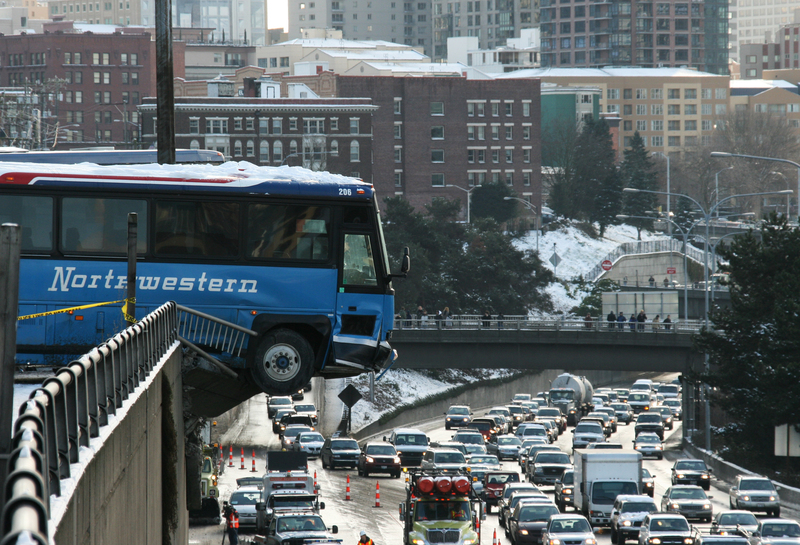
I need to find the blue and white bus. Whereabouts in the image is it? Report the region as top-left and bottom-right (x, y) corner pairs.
(0, 148), (225, 165)
(0, 161), (406, 395)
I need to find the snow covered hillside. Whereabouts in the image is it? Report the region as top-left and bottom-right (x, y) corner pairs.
(347, 222), (669, 432)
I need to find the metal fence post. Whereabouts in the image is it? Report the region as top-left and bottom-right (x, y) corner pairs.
(0, 223), (21, 514)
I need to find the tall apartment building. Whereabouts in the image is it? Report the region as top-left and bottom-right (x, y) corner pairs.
(48, 0), (142, 26)
(498, 67), (729, 154)
(0, 24), (170, 147)
(739, 19), (800, 78)
(288, 0), (434, 55)
(287, 0), (537, 60)
(729, 0), (799, 62)
(336, 75), (542, 220)
(538, 0), (728, 75)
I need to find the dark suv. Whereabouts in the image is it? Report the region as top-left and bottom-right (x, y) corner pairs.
(634, 413), (664, 440)
(671, 459), (712, 490)
(320, 436), (360, 470)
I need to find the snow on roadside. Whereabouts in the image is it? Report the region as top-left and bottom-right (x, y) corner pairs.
(349, 368), (518, 432)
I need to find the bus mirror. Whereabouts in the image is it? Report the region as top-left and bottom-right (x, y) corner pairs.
(401, 247), (410, 274)
(389, 247), (411, 280)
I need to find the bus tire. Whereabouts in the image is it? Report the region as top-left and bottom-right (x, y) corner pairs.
(251, 329), (315, 395)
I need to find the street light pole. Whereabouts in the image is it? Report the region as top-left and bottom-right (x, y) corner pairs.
(623, 186), (792, 451)
(711, 151), (800, 223)
(713, 166), (734, 219)
(652, 152), (671, 233)
(446, 184), (482, 223)
(504, 196), (539, 251)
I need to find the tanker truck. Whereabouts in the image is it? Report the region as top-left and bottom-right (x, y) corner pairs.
(549, 373), (594, 426)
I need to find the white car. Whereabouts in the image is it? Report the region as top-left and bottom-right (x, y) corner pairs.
(228, 486), (262, 528)
(294, 432), (325, 458)
(730, 475), (781, 517)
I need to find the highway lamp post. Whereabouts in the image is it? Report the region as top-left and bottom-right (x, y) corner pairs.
(698, 232), (741, 304)
(713, 166), (734, 219)
(770, 171), (791, 218)
(446, 184), (482, 223)
(711, 151), (800, 223)
(623, 186), (792, 451)
(504, 196), (539, 251)
(652, 152), (671, 234)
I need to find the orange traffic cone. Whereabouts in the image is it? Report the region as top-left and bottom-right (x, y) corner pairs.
(240, 447), (245, 470)
(374, 481), (381, 508)
(251, 450), (257, 472)
(228, 445), (233, 467)
(345, 474), (351, 501)
(492, 528), (498, 545)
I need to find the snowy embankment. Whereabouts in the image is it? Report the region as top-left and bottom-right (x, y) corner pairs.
(348, 223), (670, 432)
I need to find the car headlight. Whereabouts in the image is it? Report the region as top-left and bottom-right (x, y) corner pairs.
(655, 446), (663, 450)
(394, 457), (401, 463)
(622, 521), (632, 527)
(585, 539), (597, 545)
(645, 482), (654, 488)
(563, 489), (572, 495)
(769, 496), (777, 501)
(742, 495), (750, 501)
(677, 473), (685, 479)
(447, 417), (452, 421)
(548, 539), (561, 545)
(684, 539), (694, 544)
(649, 538), (662, 544)
(703, 504), (711, 510)
(670, 503), (680, 509)
(366, 456), (374, 463)
(463, 540), (477, 545)
(701, 474), (709, 479)
(520, 530), (529, 535)
(411, 540), (425, 545)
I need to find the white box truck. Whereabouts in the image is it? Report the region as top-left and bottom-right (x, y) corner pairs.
(573, 450), (642, 527)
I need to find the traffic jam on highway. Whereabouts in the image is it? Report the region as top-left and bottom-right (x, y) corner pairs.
(197, 374), (797, 545)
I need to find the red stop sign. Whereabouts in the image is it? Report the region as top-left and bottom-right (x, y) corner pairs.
(601, 260), (613, 271)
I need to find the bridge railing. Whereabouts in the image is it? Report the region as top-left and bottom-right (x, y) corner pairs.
(393, 315), (704, 333)
(2, 301), (179, 545)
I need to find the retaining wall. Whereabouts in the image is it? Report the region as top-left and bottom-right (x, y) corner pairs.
(683, 438), (800, 510)
(352, 369), (649, 441)
(53, 347), (188, 545)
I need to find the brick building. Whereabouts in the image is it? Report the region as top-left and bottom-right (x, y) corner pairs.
(335, 76), (542, 220)
(0, 23), (184, 148)
(139, 93), (377, 183)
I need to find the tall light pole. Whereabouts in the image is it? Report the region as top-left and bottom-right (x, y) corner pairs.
(652, 152), (671, 233)
(713, 166), (734, 219)
(711, 151), (800, 223)
(623, 186), (792, 451)
(770, 171), (791, 218)
(446, 184), (482, 223)
(504, 196), (539, 251)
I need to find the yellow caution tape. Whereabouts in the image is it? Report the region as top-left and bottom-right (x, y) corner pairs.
(18, 298), (136, 321)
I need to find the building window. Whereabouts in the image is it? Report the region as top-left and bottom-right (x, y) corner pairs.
(523, 126), (531, 140)
(505, 172), (513, 185)
(607, 88), (620, 99)
(715, 88), (726, 100)
(651, 88), (663, 99)
(492, 126), (499, 140)
(492, 149), (500, 163)
(523, 172), (531, 186)
(394, 98), (402, 114)
(395, 172), (402, 186)
(652, 120), (664, 131)
(685, 120), (697, 131)
(523, 149), (531, 163)
(350, 118), (359, 134)
(492, 102), (500, 116)
(505, 126), (512, 140)
(651, 104), (663, 115)
(430, 102), (444, 115)
(505, 149), (512, 163)
(685, 89), (697, 99)
(431, 126), (444, 139)
(394, 148), (402, 162)
(505, 102), (512, 116)
(668, 136), (680, 147)
(523, 102), (530, 117)
(668, 105), (680, 115)
(685, 104), (697, 115)
(272, 118), (282, 134)
(431, 173), (445, 186)
(260, 141), (269, 162)
(234, 140), (243, 156)
(668, 120), (681, 131)
(652, 135), (663, 147)
(432, 149), (444, 162)
(234, 118), (243, 131)
(636, 104), (647, 115)
(468, 126), (475, 140)
(636, 120), (646, 131)
(246, 118), (254, 131)
(330, 140), (339, 156)
(394, 124), (402, 139)
(273, 141), (283, 162)
(189, 119), (199, 134)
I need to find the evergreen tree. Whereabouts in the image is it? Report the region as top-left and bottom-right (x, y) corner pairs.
(584, 118), (622, 236)
(470, 180), (517, 224)
(621, 132), (659, 239)
(551, 117), (621, 233)
(381, 196), (555, 315)
(695, 215), (800, 460)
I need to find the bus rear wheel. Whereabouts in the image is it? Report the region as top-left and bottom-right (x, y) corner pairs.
(251, 329), (315, 395)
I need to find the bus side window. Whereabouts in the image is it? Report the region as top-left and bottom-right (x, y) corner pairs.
(0, 195), (53, 252)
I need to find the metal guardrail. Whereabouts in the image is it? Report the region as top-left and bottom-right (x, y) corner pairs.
(176, 304), (255, 358)
(1, 301), (179, 545)
(393, 315), (704, 334)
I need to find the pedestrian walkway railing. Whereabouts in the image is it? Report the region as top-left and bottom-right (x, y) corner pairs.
(587, 239), (712, 281)
(393, 315), (704, 334)
(2, 301), (178, 545)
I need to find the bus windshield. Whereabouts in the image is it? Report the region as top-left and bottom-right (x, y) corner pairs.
(4, 161), (402, 400)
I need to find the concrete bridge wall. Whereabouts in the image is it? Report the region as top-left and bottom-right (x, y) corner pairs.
(53, 347), (188, 545)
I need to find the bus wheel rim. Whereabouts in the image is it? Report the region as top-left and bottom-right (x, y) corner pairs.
(263, 343), (301, 381)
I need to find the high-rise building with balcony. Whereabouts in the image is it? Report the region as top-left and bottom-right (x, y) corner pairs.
(538, 0), (728, 75)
